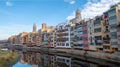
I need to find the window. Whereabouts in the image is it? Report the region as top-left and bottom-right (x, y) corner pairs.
(83, 30), (87, 34)
(77, 26), (82, 30)
(95, 42), (102, 46)
(94, 28), (101, 33)
(95, 36), (102, 40)
(66, 43), (69, 46)
(110, 24), (117, 30)
(74, 44), (82, 47)
(110, 32), (117, 39)
(82, 37), (88, 40)
(90, 32), (92, 35)
(78, 37), (82, 40)
(94, 22), (101, 27)
(66, 59), (69, 63)
(90, 43), (94, 45)
(78, 31), (82, 34)
(104, 46), (110, 49)
(83, 44), (88, 48)
(108, 9), (116, 15)
(109, 15), (117, 23)
(118, 35), (120, 40)
(111, 42), (117, 45)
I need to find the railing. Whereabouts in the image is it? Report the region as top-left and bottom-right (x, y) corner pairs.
(103, 29), (110, 33)
(103, 22), (109, 26)
(103, 41), (110, 44)
(57, 33), (68, 36)
(103, 37), (110, 40)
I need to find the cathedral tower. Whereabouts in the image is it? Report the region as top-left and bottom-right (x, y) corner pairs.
(33, 23), (37, 32)
(75, 9), (81, 23)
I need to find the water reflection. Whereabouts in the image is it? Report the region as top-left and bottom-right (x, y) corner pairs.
(13, 52), (111, 67)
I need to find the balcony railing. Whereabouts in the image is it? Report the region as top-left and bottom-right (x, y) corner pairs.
(57, 38), (68, 41)
(103, 21), (109, 26)
(57, 29), (68, 32)
(57, 33), (68, 36)
(103, 37), (110, 40)
(103, 41), (110, 44)
(103, 29), (110, 33)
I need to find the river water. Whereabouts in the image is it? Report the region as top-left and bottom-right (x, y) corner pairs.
(12, 51), (118, 67)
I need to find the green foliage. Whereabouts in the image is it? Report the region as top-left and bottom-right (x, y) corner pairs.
(0, 51), (19, 67)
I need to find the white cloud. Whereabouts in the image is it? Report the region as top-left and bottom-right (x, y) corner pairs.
(66, 0), (120, 20)
(70, 1), (76, 4)
(66, 11), (75, 20)
(64, 0), (76, 4)
(81, 0), (120, 19)
(6, 1), (13, 6)
(0, 24), (33, 40)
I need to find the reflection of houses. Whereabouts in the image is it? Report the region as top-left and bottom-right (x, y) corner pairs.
(22, 52), (37, 65)
(72, 59), (89, 67)
(42, 54), (56, 67)
(56, 56), (71, 67)
(72, 59), (98, 67)
(21, 52), (43, 67)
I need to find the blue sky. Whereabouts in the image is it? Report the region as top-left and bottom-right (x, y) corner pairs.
(0, 0), (120, 40)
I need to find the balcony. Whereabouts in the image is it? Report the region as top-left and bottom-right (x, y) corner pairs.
(103, 13), (108, 19)
(97, 40), (102, 43)
(103, 21), (109, 26)
(57, 29), (68, 32)
(57, 38), (68, 41)
(57, 33), (68, 36)
(95, 40), (102, 44)
(117, 35), (120, 40)
(103, 35), (110, 39)
(73, 41), (82, 45)
(82, 27), (88, 31)
(82, 34), (88, 37)
(75, 23), (82, 27)
(103, 29), (110, 33)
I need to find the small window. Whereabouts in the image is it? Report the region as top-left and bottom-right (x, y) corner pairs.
(66, 43), (69, 46)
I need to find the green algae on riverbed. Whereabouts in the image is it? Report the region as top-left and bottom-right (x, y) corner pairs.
(0, 51), (19, 67)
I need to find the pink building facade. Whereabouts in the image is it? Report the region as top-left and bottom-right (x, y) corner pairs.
(82, 21), (89, 50)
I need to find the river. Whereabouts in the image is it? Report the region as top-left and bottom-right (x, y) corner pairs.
(11, 51), (117, 67)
